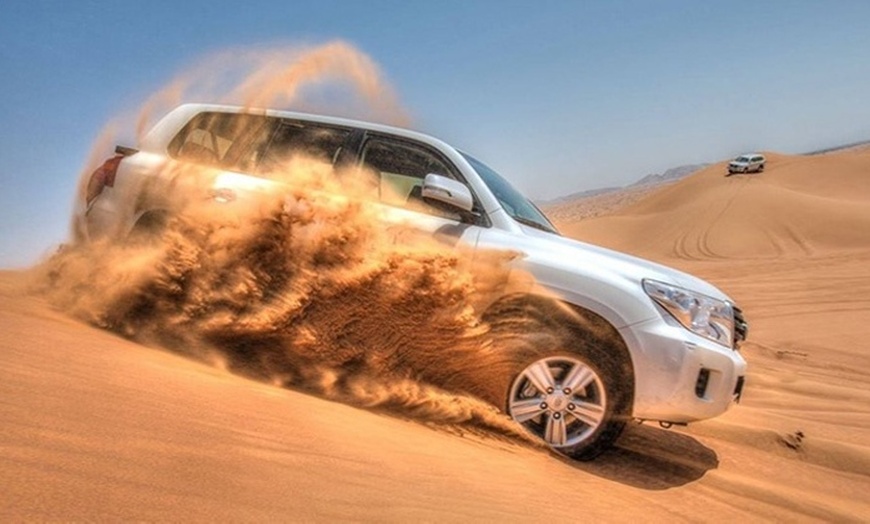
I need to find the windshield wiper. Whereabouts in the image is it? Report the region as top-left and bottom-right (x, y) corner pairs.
(512, 215), (558, 235)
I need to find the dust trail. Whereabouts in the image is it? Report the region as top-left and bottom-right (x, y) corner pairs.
(39, 166), (537, 442)
(74, 40), (409, 221)
(74, 40), (407, 242)
(133, 40), (409, 147)
(45, 42), (548, 444)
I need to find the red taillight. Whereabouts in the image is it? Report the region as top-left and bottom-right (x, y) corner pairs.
(85, 155), (123, 205)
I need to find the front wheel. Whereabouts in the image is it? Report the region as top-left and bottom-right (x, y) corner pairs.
(508, 354), (625, 460)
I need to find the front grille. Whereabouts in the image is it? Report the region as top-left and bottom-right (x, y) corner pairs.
(733, 306), (748, 348)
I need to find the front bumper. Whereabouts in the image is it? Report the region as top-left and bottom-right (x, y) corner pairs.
(619, 316), (747, 424)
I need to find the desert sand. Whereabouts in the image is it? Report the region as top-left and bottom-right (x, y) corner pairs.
(2, 149), (869, 521)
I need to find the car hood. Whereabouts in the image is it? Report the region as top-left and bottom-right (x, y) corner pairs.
(516, 223), (733, 303)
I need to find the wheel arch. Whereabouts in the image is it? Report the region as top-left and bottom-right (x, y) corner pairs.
(132, 209), (169, 232)
(481, 292), (636, 410)
(126, 209), (170, 241)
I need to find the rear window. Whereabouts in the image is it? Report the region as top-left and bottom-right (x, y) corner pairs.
(168, 112), (275, 172)
(169, 111), (353, 178)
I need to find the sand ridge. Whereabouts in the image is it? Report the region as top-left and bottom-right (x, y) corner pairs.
(560, 150), (870, 259)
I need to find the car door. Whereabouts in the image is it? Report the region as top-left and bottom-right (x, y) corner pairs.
(166, 115), (363, 225)
(120, 111), (281, 232)
(752, 156), (764, 172)
(353, 133), (483, 250)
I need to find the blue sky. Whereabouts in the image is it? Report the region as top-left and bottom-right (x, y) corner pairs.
(2, 0), (869, 267)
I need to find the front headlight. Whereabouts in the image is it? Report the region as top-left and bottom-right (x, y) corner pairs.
(643, 279), (735, 348)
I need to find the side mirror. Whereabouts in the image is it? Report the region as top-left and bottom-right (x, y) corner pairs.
(421, 174), (474, 213)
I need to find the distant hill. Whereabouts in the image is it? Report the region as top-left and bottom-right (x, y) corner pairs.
(540, 163), (708, 207)
(539, 163), (708, 222)
(806, 139), (870, 156)
(542, 186), (621, 205)
(630, 164), (709, 187)
(542, 184), (665, 223)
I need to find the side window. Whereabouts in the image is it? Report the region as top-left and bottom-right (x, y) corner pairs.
(360, 137), (458, 217)
(259, 122), (351, 173)
(169, 112), (273, 172)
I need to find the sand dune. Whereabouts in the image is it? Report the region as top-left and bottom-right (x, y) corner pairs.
(561, 150), (870, 259)
(3, 268), (868, 521)
(554, 148), (870, 520)
(3, 148), (870, 520)
(0, 274), (744, 521)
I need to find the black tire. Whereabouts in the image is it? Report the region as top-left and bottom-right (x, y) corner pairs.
(507, 353), (627, 460)
(483, 297), (632, 460)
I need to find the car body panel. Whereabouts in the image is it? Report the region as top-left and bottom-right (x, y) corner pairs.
(81, 103), (747, 428)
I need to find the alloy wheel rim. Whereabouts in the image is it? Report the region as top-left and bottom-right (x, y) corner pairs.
(508, 356), (607, 448)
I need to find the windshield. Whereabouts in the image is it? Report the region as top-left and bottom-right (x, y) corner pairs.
(461, 152), (559, 235)
(735, 156), (751, 163)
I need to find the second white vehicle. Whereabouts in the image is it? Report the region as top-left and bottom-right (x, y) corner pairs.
(728, 153), (766, 174)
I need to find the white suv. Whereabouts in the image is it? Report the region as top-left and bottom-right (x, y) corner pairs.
(727, 153), (766, 174)
(79, 104), (748, 459)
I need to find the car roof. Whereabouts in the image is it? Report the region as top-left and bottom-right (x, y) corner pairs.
(151, 103), (456, 153)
